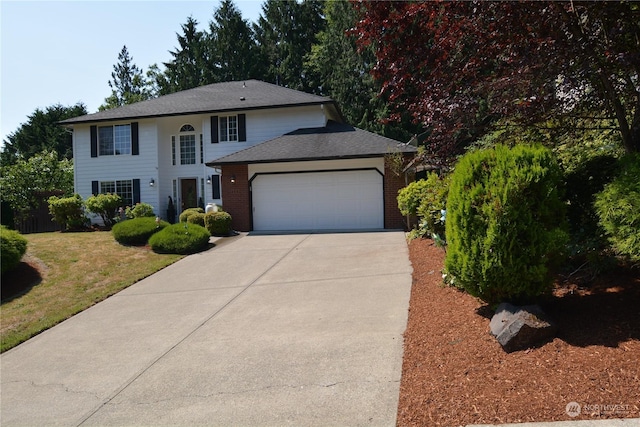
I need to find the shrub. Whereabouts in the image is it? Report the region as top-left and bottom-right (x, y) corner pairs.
(205, 211), (232, 236)
(186, 212), (206, 227)
(48, 194), (87, 231)
(1, 226), (28, 275)
(179, 207), (205, 223)
(398, 173), (451, 240)
(149, 222), (211, 254)
(85, 193), (122, 228)
(112, 217), (169, 246)
(125, 202), (155, 219)
(445, 144), (568, 305)
(594, 154), (640, 261)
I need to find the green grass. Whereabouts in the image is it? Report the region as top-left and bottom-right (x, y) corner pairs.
(1, 231), (184, 352)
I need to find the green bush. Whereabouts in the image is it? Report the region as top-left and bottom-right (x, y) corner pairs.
(148, 222), (211, 254)
(594, 154), (640, 261)
(112, 217), (169, 246)
(186, 212), (206, 227)
(398, 173), (451, 240)
(179, 207), (205, 223)
(445, 144), (568, 305)
(1, 226), (28, 275)
(125, 202), (155, 219)
(85, 193), (122, 228)
(48, 194), (87, 231)
(205, 211), (232, 236)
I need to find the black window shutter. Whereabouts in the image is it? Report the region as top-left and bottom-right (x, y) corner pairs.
(133, 179), (141, 204)
(212, 175), (221, 199)
(92, 181), (99, 195)
(131, 122), (139, 155)
(211, 116), (219, 143)
(238, 114), (246, 142)
(90, 126), (98, 157)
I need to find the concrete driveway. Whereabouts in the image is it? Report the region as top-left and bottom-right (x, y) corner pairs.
(1, 232), (413, 426)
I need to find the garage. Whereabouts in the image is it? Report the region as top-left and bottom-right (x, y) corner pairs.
(251, 169), (384, 231)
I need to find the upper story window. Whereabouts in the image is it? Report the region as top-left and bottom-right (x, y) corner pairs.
(179, 124), (196, 165)
(219, 115), (238, 142)
(99, 124), (131, 155)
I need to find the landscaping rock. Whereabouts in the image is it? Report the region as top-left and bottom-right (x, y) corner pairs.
(490, 303), (557, 353)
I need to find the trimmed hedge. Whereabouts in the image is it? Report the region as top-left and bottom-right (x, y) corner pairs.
(595, 154), (640, 261)
(204, 211), (232, 236)
(112, 217), (169, 246)
(1, 226), (28, 275)
(397, 172), (450, 240)
(149, 222), (211, 254)
(186, 212), (206, 227)
(445, 144), (568, 305)
(126, 202), (155, 219)
(48, 194), (87, 231)
(179, 207), (205, 223)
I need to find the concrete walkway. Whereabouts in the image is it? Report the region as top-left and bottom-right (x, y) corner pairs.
(1, 232), (413, 426)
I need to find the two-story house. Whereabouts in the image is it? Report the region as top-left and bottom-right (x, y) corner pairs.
(60, 80), (416, 232)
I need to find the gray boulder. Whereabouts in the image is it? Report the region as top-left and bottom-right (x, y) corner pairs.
(490, 303), (557, 353)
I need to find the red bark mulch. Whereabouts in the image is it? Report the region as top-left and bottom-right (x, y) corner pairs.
(398, 238), (640, 427)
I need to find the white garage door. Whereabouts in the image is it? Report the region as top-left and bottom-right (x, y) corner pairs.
(252, 169), (384, 231)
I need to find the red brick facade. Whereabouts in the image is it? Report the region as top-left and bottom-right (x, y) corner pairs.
(221, 158), (412, 232)
(220, 164), (251, 232)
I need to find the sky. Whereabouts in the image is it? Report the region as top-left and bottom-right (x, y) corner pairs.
(0, 0), (265, 145)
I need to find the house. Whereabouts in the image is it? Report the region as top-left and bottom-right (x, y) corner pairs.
(60, 80), (416, 232)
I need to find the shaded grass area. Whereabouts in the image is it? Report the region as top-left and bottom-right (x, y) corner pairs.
(1, 231), (183, 352)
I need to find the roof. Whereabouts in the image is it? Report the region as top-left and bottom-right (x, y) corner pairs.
(206, 121), (417, 166)
(60, 80), (338, 125)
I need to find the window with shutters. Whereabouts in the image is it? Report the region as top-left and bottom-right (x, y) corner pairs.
(219, 115), (238, 142)
(99, 180), (133, 206)
(99, 124), (131, 155)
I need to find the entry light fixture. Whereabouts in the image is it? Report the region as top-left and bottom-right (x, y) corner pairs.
(149, 178), (155, 187)
(206, 176), (211, 184)
(230, 175), (236, 184)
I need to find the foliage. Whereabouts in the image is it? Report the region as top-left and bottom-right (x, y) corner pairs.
(179, 207), (205, 223)
(112, 217), (169, 246)
(353, 1), (640, 164)
(186, 212), (206, 227)
(0, 150), (74, 218)
(47, 194), (87, 231)
(594, 155), (640, 261)
(0, 226), (28, 275)
(85, 193), (123, 228)
(100, 45), (151, 110)
(149, 222), (211, 254)
(1, 104), (87, 166)
(205, 211), (232, 236)
(398, 173), (451, 241)
(444, 145), (568, 305)
(125, 202), (155, 219)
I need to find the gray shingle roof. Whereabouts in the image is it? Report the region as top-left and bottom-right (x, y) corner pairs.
(60, 80), (337, 125)
(206, 121), (417, 166)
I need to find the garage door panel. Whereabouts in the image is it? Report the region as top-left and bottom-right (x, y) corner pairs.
(252, 170), (383, 231)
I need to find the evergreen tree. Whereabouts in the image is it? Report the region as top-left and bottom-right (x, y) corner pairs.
(100, 45), (150, 110)
(207, 0), (260, 82)
(1, 103), (87, 166)
(255, 0), (325, 92)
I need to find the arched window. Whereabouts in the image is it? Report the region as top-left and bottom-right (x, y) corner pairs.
(180, 124), (195, 132)
(179, 124), (196, 164)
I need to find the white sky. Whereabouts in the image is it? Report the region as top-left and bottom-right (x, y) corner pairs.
(0, 0), (264, 144)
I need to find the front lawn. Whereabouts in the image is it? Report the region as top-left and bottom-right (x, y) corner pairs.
(1, 231), (183, 352)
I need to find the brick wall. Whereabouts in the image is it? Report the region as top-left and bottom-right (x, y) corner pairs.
(220, 164), (251, 232)
(384, 157), (413, 230)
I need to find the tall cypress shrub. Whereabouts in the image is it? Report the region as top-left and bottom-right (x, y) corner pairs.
(445, 145), (568, 305)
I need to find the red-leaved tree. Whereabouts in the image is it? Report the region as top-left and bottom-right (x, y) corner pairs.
(352, 1), (640, 164)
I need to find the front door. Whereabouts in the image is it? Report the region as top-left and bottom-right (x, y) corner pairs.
(180, 178), (198, 211)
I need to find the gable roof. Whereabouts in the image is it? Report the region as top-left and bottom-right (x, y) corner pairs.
(206, 121), (417, 166)
(60, 80), (339, 125)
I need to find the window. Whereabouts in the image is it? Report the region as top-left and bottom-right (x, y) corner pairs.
(99, 180), (133, 206)
(219, 115), (238, 142)
(98, 124), (131, 155)
(179, 124), (196, 165)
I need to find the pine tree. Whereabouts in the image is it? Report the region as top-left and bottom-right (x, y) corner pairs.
(100, 45), (149, 110)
